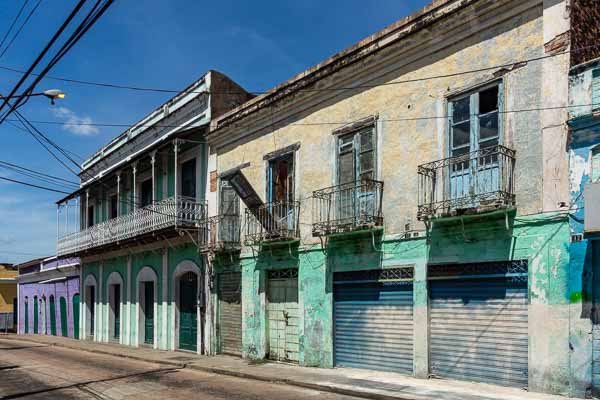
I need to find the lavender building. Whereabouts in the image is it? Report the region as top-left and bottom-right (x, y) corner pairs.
(17, 256), (80, 338)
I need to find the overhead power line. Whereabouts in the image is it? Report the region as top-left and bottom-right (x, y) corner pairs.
(0, 0), (43, 59)
(0, 0), (30, 52)
(0, 159), (79, 187)
(0, 174), (70, 194)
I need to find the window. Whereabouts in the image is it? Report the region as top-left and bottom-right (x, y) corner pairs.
(140, 179), (152, 207)
(337, 126), (375, 184)
(87, 205), (95, 228)
(220, 180), (239, 215)
(181, 158), (196, 199)
(593, 69), (600, 111)
(109, 194), (118, 218)
(267, 153), (294, 203)
(592, 146), (600, 183)
(449, 83), (502, 158)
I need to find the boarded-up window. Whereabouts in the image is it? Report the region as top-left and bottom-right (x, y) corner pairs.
(210, 170), (217, 192)
(592, 146), (600, 183)
(220, 180), (239, 215)
(593, 69), (600, 111)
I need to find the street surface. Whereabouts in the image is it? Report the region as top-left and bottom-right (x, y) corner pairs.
(0, 337), (359, 400)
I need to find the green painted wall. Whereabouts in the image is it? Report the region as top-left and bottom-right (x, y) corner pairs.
(236, 212), (571, 374)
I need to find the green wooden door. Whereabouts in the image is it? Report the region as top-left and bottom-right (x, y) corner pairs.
(33, 297), (38, 334)
(73, 294), (80, 339)
(114, 285), (121, 340)
(60, 297), (68, 337)
(179, 272), (198, 352)
(24, 300), (29, 334)
(49, 296), (57, 336)
(267, 270), (299, 362)
(144, 282), (154, 345)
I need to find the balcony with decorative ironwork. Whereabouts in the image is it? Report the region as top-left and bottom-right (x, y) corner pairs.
(417, 145), (516, 220)
(244, 201), (300, 245)
(312, 179), (384, 237)
(199, 214), (242, 251)
(57, 196), (206, 256)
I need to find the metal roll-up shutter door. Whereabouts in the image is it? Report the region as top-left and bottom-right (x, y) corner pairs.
(429, 261), (529, 388)
(593, 325), (600, 398)
(334, 267), (414, 374)
(218, 272), (242, 355)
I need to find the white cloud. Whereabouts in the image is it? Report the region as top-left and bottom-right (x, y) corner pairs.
(52, 106), (100, 136)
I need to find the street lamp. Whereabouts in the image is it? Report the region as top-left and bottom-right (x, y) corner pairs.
(0, 89), (66, 105)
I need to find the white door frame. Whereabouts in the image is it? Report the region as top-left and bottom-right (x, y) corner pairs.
(83, 274), (98, 340)
(171, 260), (202, 353)
(106, 272), (124, 344)
(135, 266), (158, 349)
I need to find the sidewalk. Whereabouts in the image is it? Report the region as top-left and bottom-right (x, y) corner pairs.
(2, 334), (570, 400)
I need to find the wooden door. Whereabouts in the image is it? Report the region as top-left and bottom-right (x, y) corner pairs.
(179, 272), (198, 352)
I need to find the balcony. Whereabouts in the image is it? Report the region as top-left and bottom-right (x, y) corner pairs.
(312, 179), (384, 236)
(417, 145), (515, 220)
(199, 214), (242, 251)
(244, 201), (300, 245)
(57, 196), (206, 256)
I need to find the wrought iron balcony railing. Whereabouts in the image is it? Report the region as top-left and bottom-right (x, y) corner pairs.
(417, 145), (516, 220)
(244, 201), (300, 245)
(57, 196), (206, 256)
(312, 179), (384, 236)
(199, 214), (242, 251)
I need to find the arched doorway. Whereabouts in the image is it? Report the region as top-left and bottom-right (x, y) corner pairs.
(24, 297), (29, 334)
(106, 272), (124, 342)
(33, 296), (38, 334)
(59, 297), (68, 337)
(172, 260), (202, 353)
(49, 295), (57, 336)
(83, 274), (97, 340)
(73, 294), (80, 339)
(136, 267), (158, 348)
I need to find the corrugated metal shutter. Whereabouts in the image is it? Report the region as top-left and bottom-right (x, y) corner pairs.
(218, 272), (242, 355)
(429, 272), (528, 388)
(593, 325), (600, 398)
(334, 267), (414, 374)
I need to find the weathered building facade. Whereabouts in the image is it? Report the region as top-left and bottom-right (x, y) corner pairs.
(202, 0), (597, 396)
(0, 263), (17, 331)
(17, 257), (81, 338)
(55, 71), (251, 354)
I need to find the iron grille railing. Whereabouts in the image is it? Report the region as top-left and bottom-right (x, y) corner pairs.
(199, 214), (242, 251)
(312, 179), (383, 236)
(57, 196), (206, 256)
(244, 201), (300, 245)
(417, 145), (515, 220)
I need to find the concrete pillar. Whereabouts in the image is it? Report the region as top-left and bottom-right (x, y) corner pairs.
(97, 261), (103, 342)
(413, 260), (429, 378)
(126, 255), (132, 346)
(162, 248), (168, 350)
(116, 171), (121, 216)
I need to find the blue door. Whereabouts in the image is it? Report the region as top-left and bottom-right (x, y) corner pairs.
(334, 277), (413, 373)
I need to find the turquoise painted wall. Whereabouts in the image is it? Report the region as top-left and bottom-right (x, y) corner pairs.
(236, 213), (571, 374)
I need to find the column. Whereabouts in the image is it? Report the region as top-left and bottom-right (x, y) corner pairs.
(151, 151), (157, 204)
(132, 162), (138, 209)
(413, 260), (429, 378)
(85, 190), (90, 228)
(162, 248), (168, 350)
(126, 255), (132, 346)
(173, 141), (179, 225)
(97, 261), (104, 342)
(116, 171), (121, 216)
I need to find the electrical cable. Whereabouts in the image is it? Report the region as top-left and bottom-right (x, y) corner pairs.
(0, 0), (43, 59)
(0, 174), (70, 194)
(0, 0), (30, 53)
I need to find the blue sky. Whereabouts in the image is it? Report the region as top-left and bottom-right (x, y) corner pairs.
(0, 0), (428, 263)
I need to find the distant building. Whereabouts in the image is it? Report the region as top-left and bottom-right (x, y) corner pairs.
(0, 263), (18, 331)
(16, 257), (80, 338)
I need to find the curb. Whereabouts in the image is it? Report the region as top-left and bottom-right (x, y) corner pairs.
(3, 335), (419, 400)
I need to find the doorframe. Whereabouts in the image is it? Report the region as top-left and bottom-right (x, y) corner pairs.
(171, 260), (202, 354)
(135, 266), (158, 349)
(82, 274), (97, 340)
(106, 272), (124, 344)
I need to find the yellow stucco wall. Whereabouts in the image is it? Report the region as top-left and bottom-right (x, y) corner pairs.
(0, 283), (16, 313)
(215, 0), (563, 243)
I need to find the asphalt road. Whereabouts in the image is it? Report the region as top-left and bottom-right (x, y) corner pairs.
(0, 337), (359, 400)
